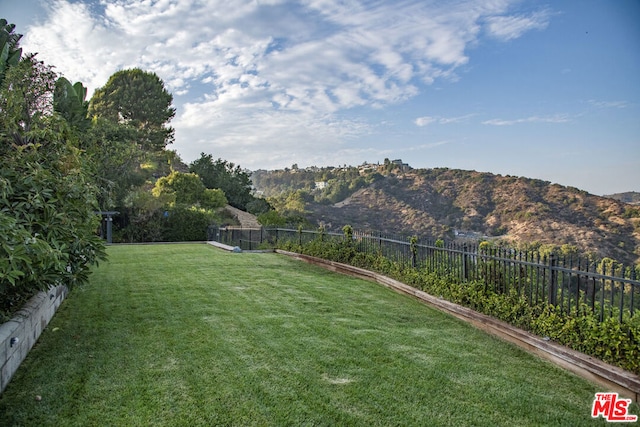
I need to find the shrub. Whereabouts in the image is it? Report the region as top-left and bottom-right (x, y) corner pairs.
(0, 147), (106, 321)
(163, 206), (218, 241)
(201, 188), (227, 210)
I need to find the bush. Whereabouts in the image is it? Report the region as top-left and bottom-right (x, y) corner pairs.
(0, 146), (106, 321)
(0, 55), (107, 321)
(201, 188), (227, 210)
(163, 206), (218, 241)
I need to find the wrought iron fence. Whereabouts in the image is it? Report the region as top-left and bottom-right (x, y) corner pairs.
(207, 226), (640, 323)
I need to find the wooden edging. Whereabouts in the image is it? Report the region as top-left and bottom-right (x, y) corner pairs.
(275, 249), (640, 403)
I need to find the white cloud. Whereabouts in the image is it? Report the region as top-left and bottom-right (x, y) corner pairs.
(415, 116), (437, 127)
(415, 114), (475, 126)
(587, 100), (629, 109)
(173, 96), (372, 168)
(22, 0), (553, 167)
(482, 114), (570, 126)
(485, 10), (551, 41)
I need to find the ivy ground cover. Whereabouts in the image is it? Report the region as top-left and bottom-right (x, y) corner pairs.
(0, 244), (629, 426)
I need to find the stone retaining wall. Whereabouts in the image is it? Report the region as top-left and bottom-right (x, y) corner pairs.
(0, 285), (67, 393)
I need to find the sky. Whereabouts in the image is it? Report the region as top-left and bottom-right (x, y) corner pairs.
(2, 0), (639, 195)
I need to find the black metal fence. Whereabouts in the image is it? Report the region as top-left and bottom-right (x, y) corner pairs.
(208, 226), (640, 323)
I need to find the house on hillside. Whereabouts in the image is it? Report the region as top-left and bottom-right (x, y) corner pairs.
(358, 163), (377, 174)
(391, 159), (411, 171)
(392, 159), (411, 171)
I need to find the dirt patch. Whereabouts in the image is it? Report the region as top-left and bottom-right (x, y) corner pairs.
(225, 205), (261, 227)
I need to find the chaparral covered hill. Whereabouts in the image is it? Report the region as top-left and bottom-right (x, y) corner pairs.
(605, 192), (640, 205)
(252, 164), (640, 265)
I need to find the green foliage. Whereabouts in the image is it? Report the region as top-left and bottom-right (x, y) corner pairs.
(0, 54), (106, 320)
(201, 188), (227, 210)
(245, 197), (272, 215)
(88, 68), (175, 152)
(162, 206), (218, 241)
(269, 189), (311, 214)
(189, 153), (253, 210)
(81, 68), (178, 214)
(0, 19), (22, 86)
(153, 171), (205, 205)
(0, 55), (58, 144)
(152, 171), (227, 210)
(251, 164), (376, 204)
(119, 189), (168, 243)
(324, 180), (351, 204)
(83, 117), (144, 209)
(530, 306), (640, 373)
(623, 207), (640, 218)
(342, 224), (353, 242)
(118, 171), (226, 242)
(258, 210), (287, 227)
(410, 266), (640, 374)
(0, 144), (105, 319)
(54, 77), (89, 132)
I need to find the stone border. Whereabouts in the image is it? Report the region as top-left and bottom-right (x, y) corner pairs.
(275, 249), (640, 403)
(0, 285), (68, 393)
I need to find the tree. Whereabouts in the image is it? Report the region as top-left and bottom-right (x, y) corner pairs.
(83, 117), (144, 210)
(246, 197), (272, 215)
(0, 19), (22, 86)
(152, 171), (227, 209)
(152, 171), (206, 205)
(201, 188), (227, 210)
(257, 210), (287, 227)
(83, 69), (175, 211)
(120, 189), (170, 243)
(0, 54), (57, 146)
(88, 68), (175, 152)
(189, 153), (253, 210)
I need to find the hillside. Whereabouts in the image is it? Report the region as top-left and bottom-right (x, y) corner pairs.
(605, 192), (640, 205)
(252, 165), (640, 264)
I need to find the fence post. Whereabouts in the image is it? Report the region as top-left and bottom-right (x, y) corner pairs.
(548, 253), (558, 306)
(631, 266), (636, 317)
(462, 244), (469, 281)
(619, 264), (625, 323)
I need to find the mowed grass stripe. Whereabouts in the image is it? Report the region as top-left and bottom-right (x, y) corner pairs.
(0, 244), (617, 426)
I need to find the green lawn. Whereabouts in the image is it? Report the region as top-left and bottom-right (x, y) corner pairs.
(0, 244), (625, 426)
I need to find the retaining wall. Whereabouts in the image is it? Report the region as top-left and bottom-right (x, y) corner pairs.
(0, 285), (67, 393)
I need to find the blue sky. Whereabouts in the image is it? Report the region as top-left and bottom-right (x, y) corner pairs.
(2, 0), (638, 195)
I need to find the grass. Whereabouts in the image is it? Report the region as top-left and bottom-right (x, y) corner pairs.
(0, 243), (631, 426)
